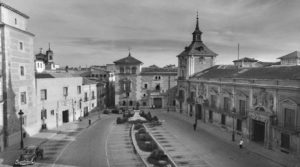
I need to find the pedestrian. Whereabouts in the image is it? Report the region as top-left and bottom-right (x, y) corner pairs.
(193, 123), (197, 131)
(239, 138), (244, 149)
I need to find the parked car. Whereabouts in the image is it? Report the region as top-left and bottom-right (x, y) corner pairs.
(14, 145), (43, 166)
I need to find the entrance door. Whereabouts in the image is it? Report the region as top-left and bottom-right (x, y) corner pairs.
(196, 104), (202, 120)
(153, 98), (162, 108)
(236, 119), (242, 132)
(62, 110), (69, 123)
(209, 110), (213, 122)
(252, 120), (265, 143)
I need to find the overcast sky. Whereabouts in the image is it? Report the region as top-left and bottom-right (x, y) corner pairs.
(4, 0), (300, 67)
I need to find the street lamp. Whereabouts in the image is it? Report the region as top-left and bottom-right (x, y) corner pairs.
(18, 110), (24, 149)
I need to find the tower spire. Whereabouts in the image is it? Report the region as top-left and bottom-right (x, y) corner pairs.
(195, 11), (199, 31)
(128, 47), (131, 57)
(192, 11), (202, 42)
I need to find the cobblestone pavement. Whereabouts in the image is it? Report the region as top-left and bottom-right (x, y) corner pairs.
(145, 123), (211, 167)
(107, 123), (145, 167)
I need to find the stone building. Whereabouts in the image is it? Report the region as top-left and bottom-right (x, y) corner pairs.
(176, 14), (300, 157)
(36, 72), (97, 130)
(0, 2), (37, 148)
(114, 53), (177, 110)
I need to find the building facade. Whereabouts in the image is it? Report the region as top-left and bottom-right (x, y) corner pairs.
(114, 53), (177, 110)
(0, 3), (37, 148)
(36, 73), (97, 130)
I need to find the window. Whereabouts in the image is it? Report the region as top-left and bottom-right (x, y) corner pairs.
(239, 100), (246, 116)
(15, 18), (17, 25)
(284, 108), (295, 128)
(211, 95), (217, 108)
(19, 42), (23, 50)
(126, 67), (130, 73)
(41, 109), (47, 120)
(143, 94), (146, 97)
(79, 99), (82, 109)
(20, 92), (26, 105)
(40, 89), (47, 100)
(144, 83), (148, 89)
(132, 67), (137, 74)
(51, 110), (55, 115)
(84, 92), (88, 101)
(129, 101), (133, 106)
(143, 102), (147, 106)
(92, 103), (94, 108)
(120, 67), (124, 73)
(77, 86), (81, 94)
(223, 97), (230, 112)
(126, 92), (130, 97)
(92, 91), (95, 99)
(155, 84), (160, 91)
(122, 101), (126, 106)
(20, 66), (25, 76)
(173, 100), (176, 106)
(209, 110), (213, 122)
(63, 87), (68, 97)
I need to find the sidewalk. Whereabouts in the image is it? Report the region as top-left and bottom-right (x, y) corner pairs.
(163, 110), (300, 167)
(0, 110), (104, 167)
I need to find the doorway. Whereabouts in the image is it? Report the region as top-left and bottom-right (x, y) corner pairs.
(153, 98), (162, 108)
(196, 104), (202, 120)
(62, 110), (69, 123)
(252, 120), (265, 143)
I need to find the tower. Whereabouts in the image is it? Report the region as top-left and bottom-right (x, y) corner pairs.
(177, 14), (218, 80)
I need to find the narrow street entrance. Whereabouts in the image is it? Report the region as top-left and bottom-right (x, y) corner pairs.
(62, 110), (69, 123)
(153, 98), (162, 108)
(252, 120), (265, 143)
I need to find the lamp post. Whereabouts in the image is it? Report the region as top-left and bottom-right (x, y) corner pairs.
(18, 110), (24, 149)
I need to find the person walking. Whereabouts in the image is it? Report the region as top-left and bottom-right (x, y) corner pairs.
(239, 138), (244, 149)
(193, 120), (197, 131)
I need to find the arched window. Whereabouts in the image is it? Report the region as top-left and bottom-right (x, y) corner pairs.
(155, 84), (160, 91)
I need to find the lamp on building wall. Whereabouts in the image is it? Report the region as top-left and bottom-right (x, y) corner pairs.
(18, 110), (24, 149)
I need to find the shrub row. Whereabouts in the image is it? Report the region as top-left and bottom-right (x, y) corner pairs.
(139, 111), (159, 122)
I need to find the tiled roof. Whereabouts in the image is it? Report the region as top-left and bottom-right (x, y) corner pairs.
(114, 54), (143, 65)
(233, 57), (258, 62)
(277, 51), (300, 59)
(192, 65), (300, 80)
(83, 77), (98, 85)
(141, 66), (177, 75)
(35, 72), (82, 78)
(177, 41), (217, 57)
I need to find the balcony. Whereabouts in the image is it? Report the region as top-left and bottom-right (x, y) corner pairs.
(272, 121), (300, 133)
(186, 97), (195, 104)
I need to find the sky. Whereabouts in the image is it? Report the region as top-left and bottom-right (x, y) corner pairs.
(3, 0), (300, 67)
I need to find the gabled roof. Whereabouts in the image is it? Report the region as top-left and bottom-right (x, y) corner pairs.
(278, 51), (300, 59)
(114, 53), (143, 65)
(233, 57), (258, 62)
(191, 65), (300, 80)
(177, 41), (217, 57)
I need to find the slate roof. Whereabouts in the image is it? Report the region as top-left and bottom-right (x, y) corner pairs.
(278, 51), (300, 59)
(177, 41), (217, 57)
(114, 53), (143, 65)
(233, 57), (258, 62)
(192, 65), (300, 80)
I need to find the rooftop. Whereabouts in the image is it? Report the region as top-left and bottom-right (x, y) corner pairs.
(278, 51), (300, 59)
(192, 65), (300, 80)
(0, 3), (29, 19)
(114, 52), (143, 65)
